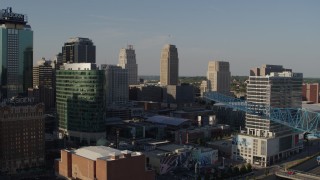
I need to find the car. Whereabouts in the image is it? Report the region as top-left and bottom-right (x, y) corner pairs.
(287, 171), (295, 175)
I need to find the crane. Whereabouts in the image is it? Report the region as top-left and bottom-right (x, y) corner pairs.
(203, 92), (320, 138)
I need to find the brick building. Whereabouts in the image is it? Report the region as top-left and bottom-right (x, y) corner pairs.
(55, 146), (155, 180)
(0, 98), (45, 174)
(302, 83), (319, 103)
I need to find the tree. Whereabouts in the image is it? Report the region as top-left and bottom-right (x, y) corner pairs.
(246, 163), (252, 172)
(240, 164), (247, 175)
(233, 166), (240, 176)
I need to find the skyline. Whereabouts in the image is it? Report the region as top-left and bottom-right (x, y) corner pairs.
(2, 0), (320, 77)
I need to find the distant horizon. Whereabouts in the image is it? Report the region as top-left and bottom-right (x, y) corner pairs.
(2, 1), (320, 77)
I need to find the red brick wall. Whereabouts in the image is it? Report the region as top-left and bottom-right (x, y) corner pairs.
(96, 159), (107, 180)
(71, 154), (96, 180)
(106, 154), (155, 180)
(309, 84), (319, 103)
(57, 150), (72, 178)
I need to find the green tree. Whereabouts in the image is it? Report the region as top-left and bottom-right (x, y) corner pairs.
(233, 166), (240, 176)
(246, 163), (252, 172)
(240, 164), (247, 175)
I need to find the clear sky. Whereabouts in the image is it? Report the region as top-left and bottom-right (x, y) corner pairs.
(2, 0), (320, 77)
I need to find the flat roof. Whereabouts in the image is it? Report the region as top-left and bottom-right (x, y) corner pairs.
(145, 115), (190, 126)
(74, 146), (130, 160)
(302, 103), (320, 112)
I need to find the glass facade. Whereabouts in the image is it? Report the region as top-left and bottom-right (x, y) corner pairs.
(56, 70), (105, 133)
(0, 26), (33, 99)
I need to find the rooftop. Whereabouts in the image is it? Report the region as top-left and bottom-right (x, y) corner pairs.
(73, 146), (132, 161)
(145, 115), (190, 126)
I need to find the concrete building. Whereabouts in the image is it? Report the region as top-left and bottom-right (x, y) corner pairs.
(160, 44), (179, 86)
(0, 98), (45, 174)
(32, 58), (55, 111)
(101, 64), (129, 106)
(62, 37), (96, 64)
(0, 7), (33, 99)
(55, 146), (155, 180)
(129, 85), (163, 102)
(56, 63), (105, 144)
(250, 64), (292, 76)
(163, 85), (194, 107)
(232, 69), (303, 167)
(302, 83), (319, 103)
(207, 61), (231, 94)
(118, 45), (138, 85)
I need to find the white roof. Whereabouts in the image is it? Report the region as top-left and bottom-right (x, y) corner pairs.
(74, 146), (127, 160)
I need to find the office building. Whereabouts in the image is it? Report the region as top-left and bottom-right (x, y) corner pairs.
(0, 7), (33, 99)
(56, 63), (105, 144)
(55, 146), (155, 180)
(62, 37), (95, 64)
(160, 44), (179, 86)
(32, 58), (55, 111)
(163, 85), (194, 107)
(207, 61), (231, 94)
(118, 45), (138, 85)
(232, 68), (303, 167)
(0, 98), (45, 174)
(101, 64), (129, 106)
(250, 64), (292, 76)
(302, 83), (319, 103)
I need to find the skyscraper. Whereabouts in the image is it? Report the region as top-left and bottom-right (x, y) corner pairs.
(0, 7), (33, 99)
(62, 37), (95, 64)
(232, 66), (303, 167)
(56, 63), (105, 144)
(101, 64), (129, 106)
(207, 61), (231, 94)
(160, 44), (179, 86)
(32, 58), (55, 111)
(118, 45), (138, 85)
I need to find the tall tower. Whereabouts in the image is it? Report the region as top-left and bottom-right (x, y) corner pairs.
(0, 7), (33, 99)
(101, 64), (129, 106)
(232, 65), (303, 167)
(62, 37), (96, 64)
(160, 44), (179, 86)
(56, 63), (105, 144)
(207, 61), (231, 94)
(118, 45), (138, 85)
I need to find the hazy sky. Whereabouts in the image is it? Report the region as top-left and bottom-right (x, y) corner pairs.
(2, 0), (320, 77)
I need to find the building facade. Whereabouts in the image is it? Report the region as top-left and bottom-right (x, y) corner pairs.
(55, 146), (155, 180)
(302, 83), (319, 103)
(32, 58), (55, 112)
(207, 61), (231, 94)
(0, 7), (33, 99)
(118, 45), (138, 85)
(56, 63), (105, 144)
(160, 44), (179, 86)
(232, 69), (303, 167)
(62, 37), (95, 64)
(0, 98), (45, 174)
(101, 64), (129, 106)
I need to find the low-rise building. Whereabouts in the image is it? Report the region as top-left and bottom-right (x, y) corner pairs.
(55, 146), (155, 180)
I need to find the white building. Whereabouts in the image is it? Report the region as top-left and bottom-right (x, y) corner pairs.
(232, 70), (304, 167)
(118, 45), (138, 85)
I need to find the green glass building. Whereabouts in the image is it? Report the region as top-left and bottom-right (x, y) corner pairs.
(56, 63), (105, 144)
(0, 7), (33, 99)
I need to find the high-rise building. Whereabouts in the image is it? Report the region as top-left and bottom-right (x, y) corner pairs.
(56, 63), (105, 144)
(62, 37), (95, 64)
(232, 67), (303, 167)
(0, 7), (33, 99)
(101, 64), (129, 106)
(0, 98), (45, 174)
(118, 45), (138, 85)
(31, 58), (55, 111)
(160, 44), (179, 86)
(250, 64), (292, 76)
(207, 61), (230, 94)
